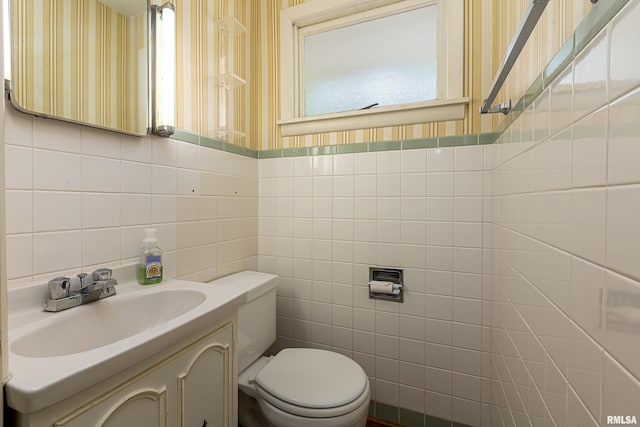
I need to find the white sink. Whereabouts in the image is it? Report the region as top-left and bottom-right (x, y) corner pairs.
(5, 269), (248, 414)
(11, 289), (206, 357)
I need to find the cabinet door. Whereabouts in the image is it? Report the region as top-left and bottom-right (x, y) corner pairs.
(178, 325), (233, 427)
(41, 322), (234, 427)
(100, 388), (167, 427)
(53, 387), (168, 427)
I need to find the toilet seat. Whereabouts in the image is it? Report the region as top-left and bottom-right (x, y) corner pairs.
(254, 348), (369, 418)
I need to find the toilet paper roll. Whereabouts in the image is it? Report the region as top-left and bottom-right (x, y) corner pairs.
(368, 280), (394, 294)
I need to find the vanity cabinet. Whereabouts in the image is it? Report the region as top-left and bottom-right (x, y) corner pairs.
(12, 319), (236, 427)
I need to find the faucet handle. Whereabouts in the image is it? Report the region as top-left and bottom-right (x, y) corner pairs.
(92, 268), (112, 281)
(77, 272), (88, 289)
(48, 277), (71, 300)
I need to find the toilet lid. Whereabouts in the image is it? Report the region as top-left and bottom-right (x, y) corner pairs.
(255, 348), (368, 409)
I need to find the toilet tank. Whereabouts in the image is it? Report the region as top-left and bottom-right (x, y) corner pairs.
(208, 271), (277, 373)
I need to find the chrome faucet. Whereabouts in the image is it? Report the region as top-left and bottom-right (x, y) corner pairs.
(45, 268), (117, 312)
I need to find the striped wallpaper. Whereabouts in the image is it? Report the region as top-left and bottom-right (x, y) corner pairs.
(12, 0), (147, 135)
(250, 0), (478, 150)
(244, 0), (594, 150)
(174, 0), (249, 147)
(489, 0), (592, 132)
(11, 0), (594, 148)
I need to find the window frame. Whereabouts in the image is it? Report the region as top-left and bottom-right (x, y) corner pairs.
(278, 0), (468, 137)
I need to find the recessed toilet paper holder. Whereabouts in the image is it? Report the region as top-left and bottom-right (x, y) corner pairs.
(368, 267), (403, 302)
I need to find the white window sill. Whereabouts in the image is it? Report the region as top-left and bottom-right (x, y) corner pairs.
(278, 97), (469, 137)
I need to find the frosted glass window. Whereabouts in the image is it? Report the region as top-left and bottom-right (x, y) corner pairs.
(303, 5), (437, 116)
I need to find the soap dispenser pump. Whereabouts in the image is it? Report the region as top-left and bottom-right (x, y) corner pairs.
(136, 228), (163, 285)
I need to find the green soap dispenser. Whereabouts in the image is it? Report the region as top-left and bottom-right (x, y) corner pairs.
(136, 228), (163, 285)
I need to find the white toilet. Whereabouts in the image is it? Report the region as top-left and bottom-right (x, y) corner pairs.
(209, 271), (370, 427)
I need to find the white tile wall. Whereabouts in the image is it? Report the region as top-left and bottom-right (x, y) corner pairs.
(608, 88), (640, 185)
(573, 31), (608, 121)
(4, 108), (258, 286)
(258, 143), (490, 424)
(489, 2), (640, 425)
(609, 0), (640, 100)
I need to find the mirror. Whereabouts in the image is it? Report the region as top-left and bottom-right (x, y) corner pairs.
(5, 0), (149, 136)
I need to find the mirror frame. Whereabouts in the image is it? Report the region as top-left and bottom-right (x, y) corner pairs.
(3, 0), (151, 137)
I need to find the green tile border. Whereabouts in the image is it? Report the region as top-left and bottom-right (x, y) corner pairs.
(425, 415), (453, 427)
(439, 134), (478, 148)
(368, 140), (401, 152)
(170, 129), (261, 159)
(173, 121), (510, 161)
(171, 129), (200, 145)
(337, 142), (369, 154)
(173, 130), (497, 162)
(495, 111), (513, 135)
(375, 402), (399, 424)
(403, 137), (437, 150)
(543, 35), (574, 88)
(223, 142), (245, 156)
(282, 147), (309, 157)
(400, 407), (426, 427)
(309, 145), (336, 156)
(199, 136), (224, 151)
(365, 400), (471, 427)
(243, 148), (259, 159)
(511, 98), (526, 115)
(258, 149), (282, 159)
(523, 74), (544, 109)
(227, 144), (257, 158)
(479, 132), (500, 145)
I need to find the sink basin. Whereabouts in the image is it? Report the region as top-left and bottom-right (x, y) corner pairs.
(11, 289), (205, 357)
(5, 272), (251, 415)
